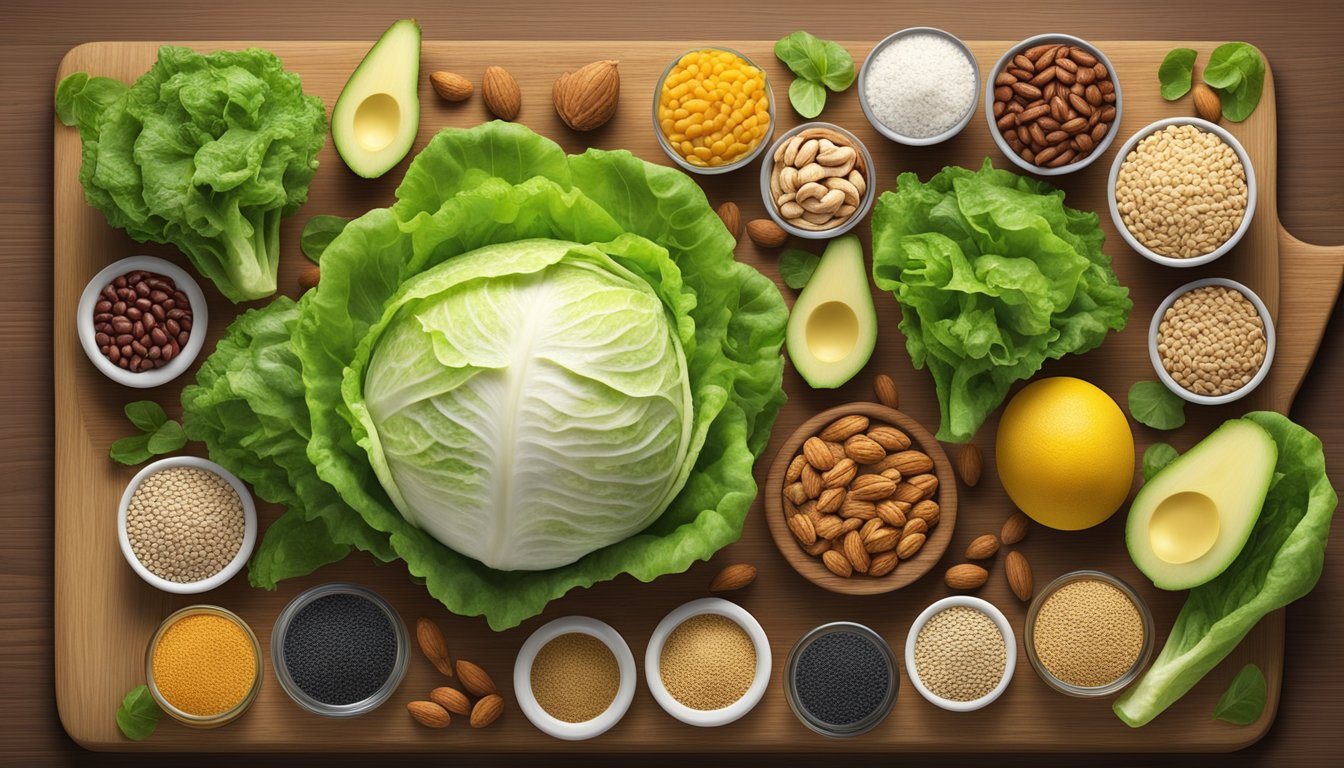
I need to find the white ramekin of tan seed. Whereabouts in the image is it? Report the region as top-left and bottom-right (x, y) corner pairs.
(117, 455), (258, 594)
(644, 597), (771, 727)
(759, 122), (875, 240)
(1108, 117), (1256, 267)
(904, 595), (1016, 712)
(1148, 277), (1276, 405)
(513, 616), (637, 740)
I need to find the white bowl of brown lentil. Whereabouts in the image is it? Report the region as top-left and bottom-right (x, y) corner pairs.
(117, 456), (258, 594)
(903, 595), (1016, 712)
(1148, 277), (1275, 405)
(1108, 118), (1256, 267)
(644, 597), (771, 727)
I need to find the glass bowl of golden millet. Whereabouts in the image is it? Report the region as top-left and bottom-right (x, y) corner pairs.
(652, 47), (775, 175)
(145, 605), (263, 727)
(1024, 570), (1154, 697)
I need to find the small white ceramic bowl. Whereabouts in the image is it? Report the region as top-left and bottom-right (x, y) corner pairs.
(652, 47), (775, 175)
(514, 616), (637, 740)
(77, 255), (208, 388)
(986, 34), (1123, 176)
(1148, 277), (1276, 406)
(117, 455), (257, 594)
(858, 27), (980, 146)
(1108, 117), (1256, 267)
(759, 122), (877, 240)
(904, 595), (1016, 712)
(645, 597), (771, 727)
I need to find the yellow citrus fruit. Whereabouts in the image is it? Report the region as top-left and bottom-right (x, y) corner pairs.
(995, 377), (1135, 531)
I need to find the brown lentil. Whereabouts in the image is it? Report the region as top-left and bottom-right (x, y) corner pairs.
(126, 467), (245, 583)
(1157, 285), (1267, 396)
(92, 270), (193, 372)
(152, 612), (258, 716)
(1033, 579), (1143, 687)
(530, 633), (620, 723)
(913, 606), (1006, 701)
(659, 614), (755, 710)
(1115, 124), (1249, 258)
(991, 42), (1117, 167)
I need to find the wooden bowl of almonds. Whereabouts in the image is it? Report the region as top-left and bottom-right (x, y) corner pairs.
(764, 402), (957, 595)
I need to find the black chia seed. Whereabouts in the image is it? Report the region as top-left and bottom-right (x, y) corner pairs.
(793, 630), (891, 726)
(282, 592), (397, 705)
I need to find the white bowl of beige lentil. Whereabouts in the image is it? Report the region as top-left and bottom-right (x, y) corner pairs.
(644, 597), (771, 727)
(117, 456), (258, 594)
(903, 595), (1015, 712)
(1108, 117), (1256, 267)
(513, 616), (637, 740)
(1148, 277), (1275, 405)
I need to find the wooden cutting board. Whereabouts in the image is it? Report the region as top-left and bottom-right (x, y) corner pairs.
(53, 40), (1344, 753)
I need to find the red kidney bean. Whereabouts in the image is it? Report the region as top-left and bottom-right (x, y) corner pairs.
(90, 269), (193, 373)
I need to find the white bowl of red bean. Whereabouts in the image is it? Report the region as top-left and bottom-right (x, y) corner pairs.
(77, 255), (208, 388)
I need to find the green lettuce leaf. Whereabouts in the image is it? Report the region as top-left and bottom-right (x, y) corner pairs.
(1114, 412), (1337, 727)
(871, 159), (1131, 442)
(1158, 48), (1198, 101)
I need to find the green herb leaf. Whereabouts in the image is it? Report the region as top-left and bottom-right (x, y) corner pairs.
(1128, 381), (1187, 430)
(1158, 48), (1198, 100)
(788, 79), (827, 119)
(1213, 664), (1267, 725)
(779, 248), (820, 290)
(147, 421), (188, 455)
(1142, 442), (1180, 481)
(115, 685), (161, 741)
(1204, 43), (1265, 122)
(124, 400), (168, 433)
(109, 434), (154, 466)
(775, 31), (826, 83)
(300, 215), (350, 265)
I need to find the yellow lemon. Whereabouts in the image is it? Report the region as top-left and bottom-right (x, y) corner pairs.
(995, 377), (1134, 531)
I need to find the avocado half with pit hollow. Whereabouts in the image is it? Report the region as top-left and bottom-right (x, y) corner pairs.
(332, 19), (421, 179)
(786, 234), (878, 389)
(1126, 418), (1277, 590)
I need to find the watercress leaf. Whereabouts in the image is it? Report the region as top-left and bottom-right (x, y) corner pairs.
(818, 41), (856, 92)
(147, 420), (188, 455)
(789, 78), (827, 119)
(1158, 48), (1198, 100)
(779, 248), (820, 290)
(775, 32), (825, 82)
(124, 400), (168, 433)
(1202, 42), (1261, 89)
(115, 684), (161, 741)
(1128, 381), (1187, 430)
(299, 215), (350, 265)
(109, 434), (153, 466)
(1142, 442), (1180, 481)
(1213, 664), (1267, 725)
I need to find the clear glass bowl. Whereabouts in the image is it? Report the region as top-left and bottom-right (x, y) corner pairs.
(651, 47), (775, 175)
(145, 605), (262, 728)
(1025, 570), (1155, 697)
(784, 621), (898, 737)
(759, 122), (876, 240)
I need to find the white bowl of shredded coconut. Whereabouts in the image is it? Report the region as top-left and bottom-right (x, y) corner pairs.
(858, 28), (980, 146)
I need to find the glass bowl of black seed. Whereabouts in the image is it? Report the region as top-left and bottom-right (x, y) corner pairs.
(271, 583), (410, 717)
(783, 621), (898, 738)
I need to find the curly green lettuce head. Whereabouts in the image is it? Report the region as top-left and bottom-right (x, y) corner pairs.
(183, 122), (787, 628)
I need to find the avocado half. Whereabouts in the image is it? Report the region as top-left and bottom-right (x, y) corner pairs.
(785, 234), (878, 389)
(1126, 418), (1277, 590)
(332, 19), (421, 179)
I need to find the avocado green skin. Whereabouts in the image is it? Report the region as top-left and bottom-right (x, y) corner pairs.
(785, 234), (879, 389)
(332, 19), (422, 179)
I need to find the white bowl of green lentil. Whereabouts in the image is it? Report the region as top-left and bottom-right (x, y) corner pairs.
(644, 597), (771, 727)
(1148, 277), (1275, 405)
(117, 456), (257, 594)
(1108, 117), (1257, 268)
(904, 595), (1016, 712)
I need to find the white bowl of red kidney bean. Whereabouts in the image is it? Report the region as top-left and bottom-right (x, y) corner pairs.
(77, 255), (208, 388)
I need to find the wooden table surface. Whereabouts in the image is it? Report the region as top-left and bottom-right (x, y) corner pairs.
(4, 0), (1341, 765)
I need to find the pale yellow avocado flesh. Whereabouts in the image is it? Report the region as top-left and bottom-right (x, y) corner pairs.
(1126, 418), (1277, 590)
(786, 235), (878, 389)
(332, 19), (421, 178)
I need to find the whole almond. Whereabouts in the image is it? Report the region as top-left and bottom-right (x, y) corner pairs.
(802, 464), (824, 499)
(816, 487), (846, 514)
(785, 454), (807, 483)
(896, 532), (926, 559)
(867, 425), (911, 452)
(966, 534), (1000, 560)
(819, 415), (870, 442)
(910, 499), (940, 528)
(821, 458), (857, 489)
(717, 201), (743, 241)
(803, 537), (832, 556)
(826, 441), (847, 460)
(841, 517), (864, 535)
(884, 450), (933, 475)
(892, 482), (926, 505)
(746, 218), (787, 248)
(1006, 551), (1034, 601)
(859, 517), (885, 540)
(844, 434), (887, 465)
(848, 474), (897, 502)
(840, 498), (877, 520)
(869, 550), (900, 577)
(788, 513), (817, 545)
(552, 59), (619, 131)
(902, 517), (928, 539)
(1001, 511), (1031, 545)
(864, 528), (900, 553)
(814, 515), (844, 540)
(907, 473), (939, 499)
(456, 660), (497, 697)
(430, 686), (471, 716)
(470, 694), (504, 728)
(298, 266), (321, 291)
(430, 71), (473, 102)
(843, 531), (870, 574)
(799, 499), (819, 521)
(945, 563), (989, 590)
(873, 374), (900, 409)
(408, 700), (451, 728)
(482, 66), (522, 121)
(822, 548), (853, 577)
(876, 499), (908, 528)
(803, 437), (836, 471)
(710, 563), (757, 592)
(783, 481), (807, 506)
(416, 618), (455, 678)
(1193, 83), (1222, 123)
(879, 468), (903, 483)
(956, 444), (983, 487)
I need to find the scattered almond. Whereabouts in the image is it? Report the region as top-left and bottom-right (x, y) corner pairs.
(552, 60), (619, 131)
(415, 617), (454, 678)
(746, 218), (788, 248)
(430, 686), (471, 716)
(717, 201), (742, 242)
(298, 266), (321, 291)
(482, 66), (522, 121)
(709, 563), (757, 592)
(430, 71), (473, 102)
(1006, 550), (1034, 602)
(965, 534), (1000, 560)
(945, 563), (989, 590)
(470, 694), (505, 728)
(956, 444), (983, 487)
(873, 373), (900, 409)
(408, 700), (451, 728)
(1000, 511), (1031, 545)
(455, 660), (497, 697)
(1192, 82), (1222, 124)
